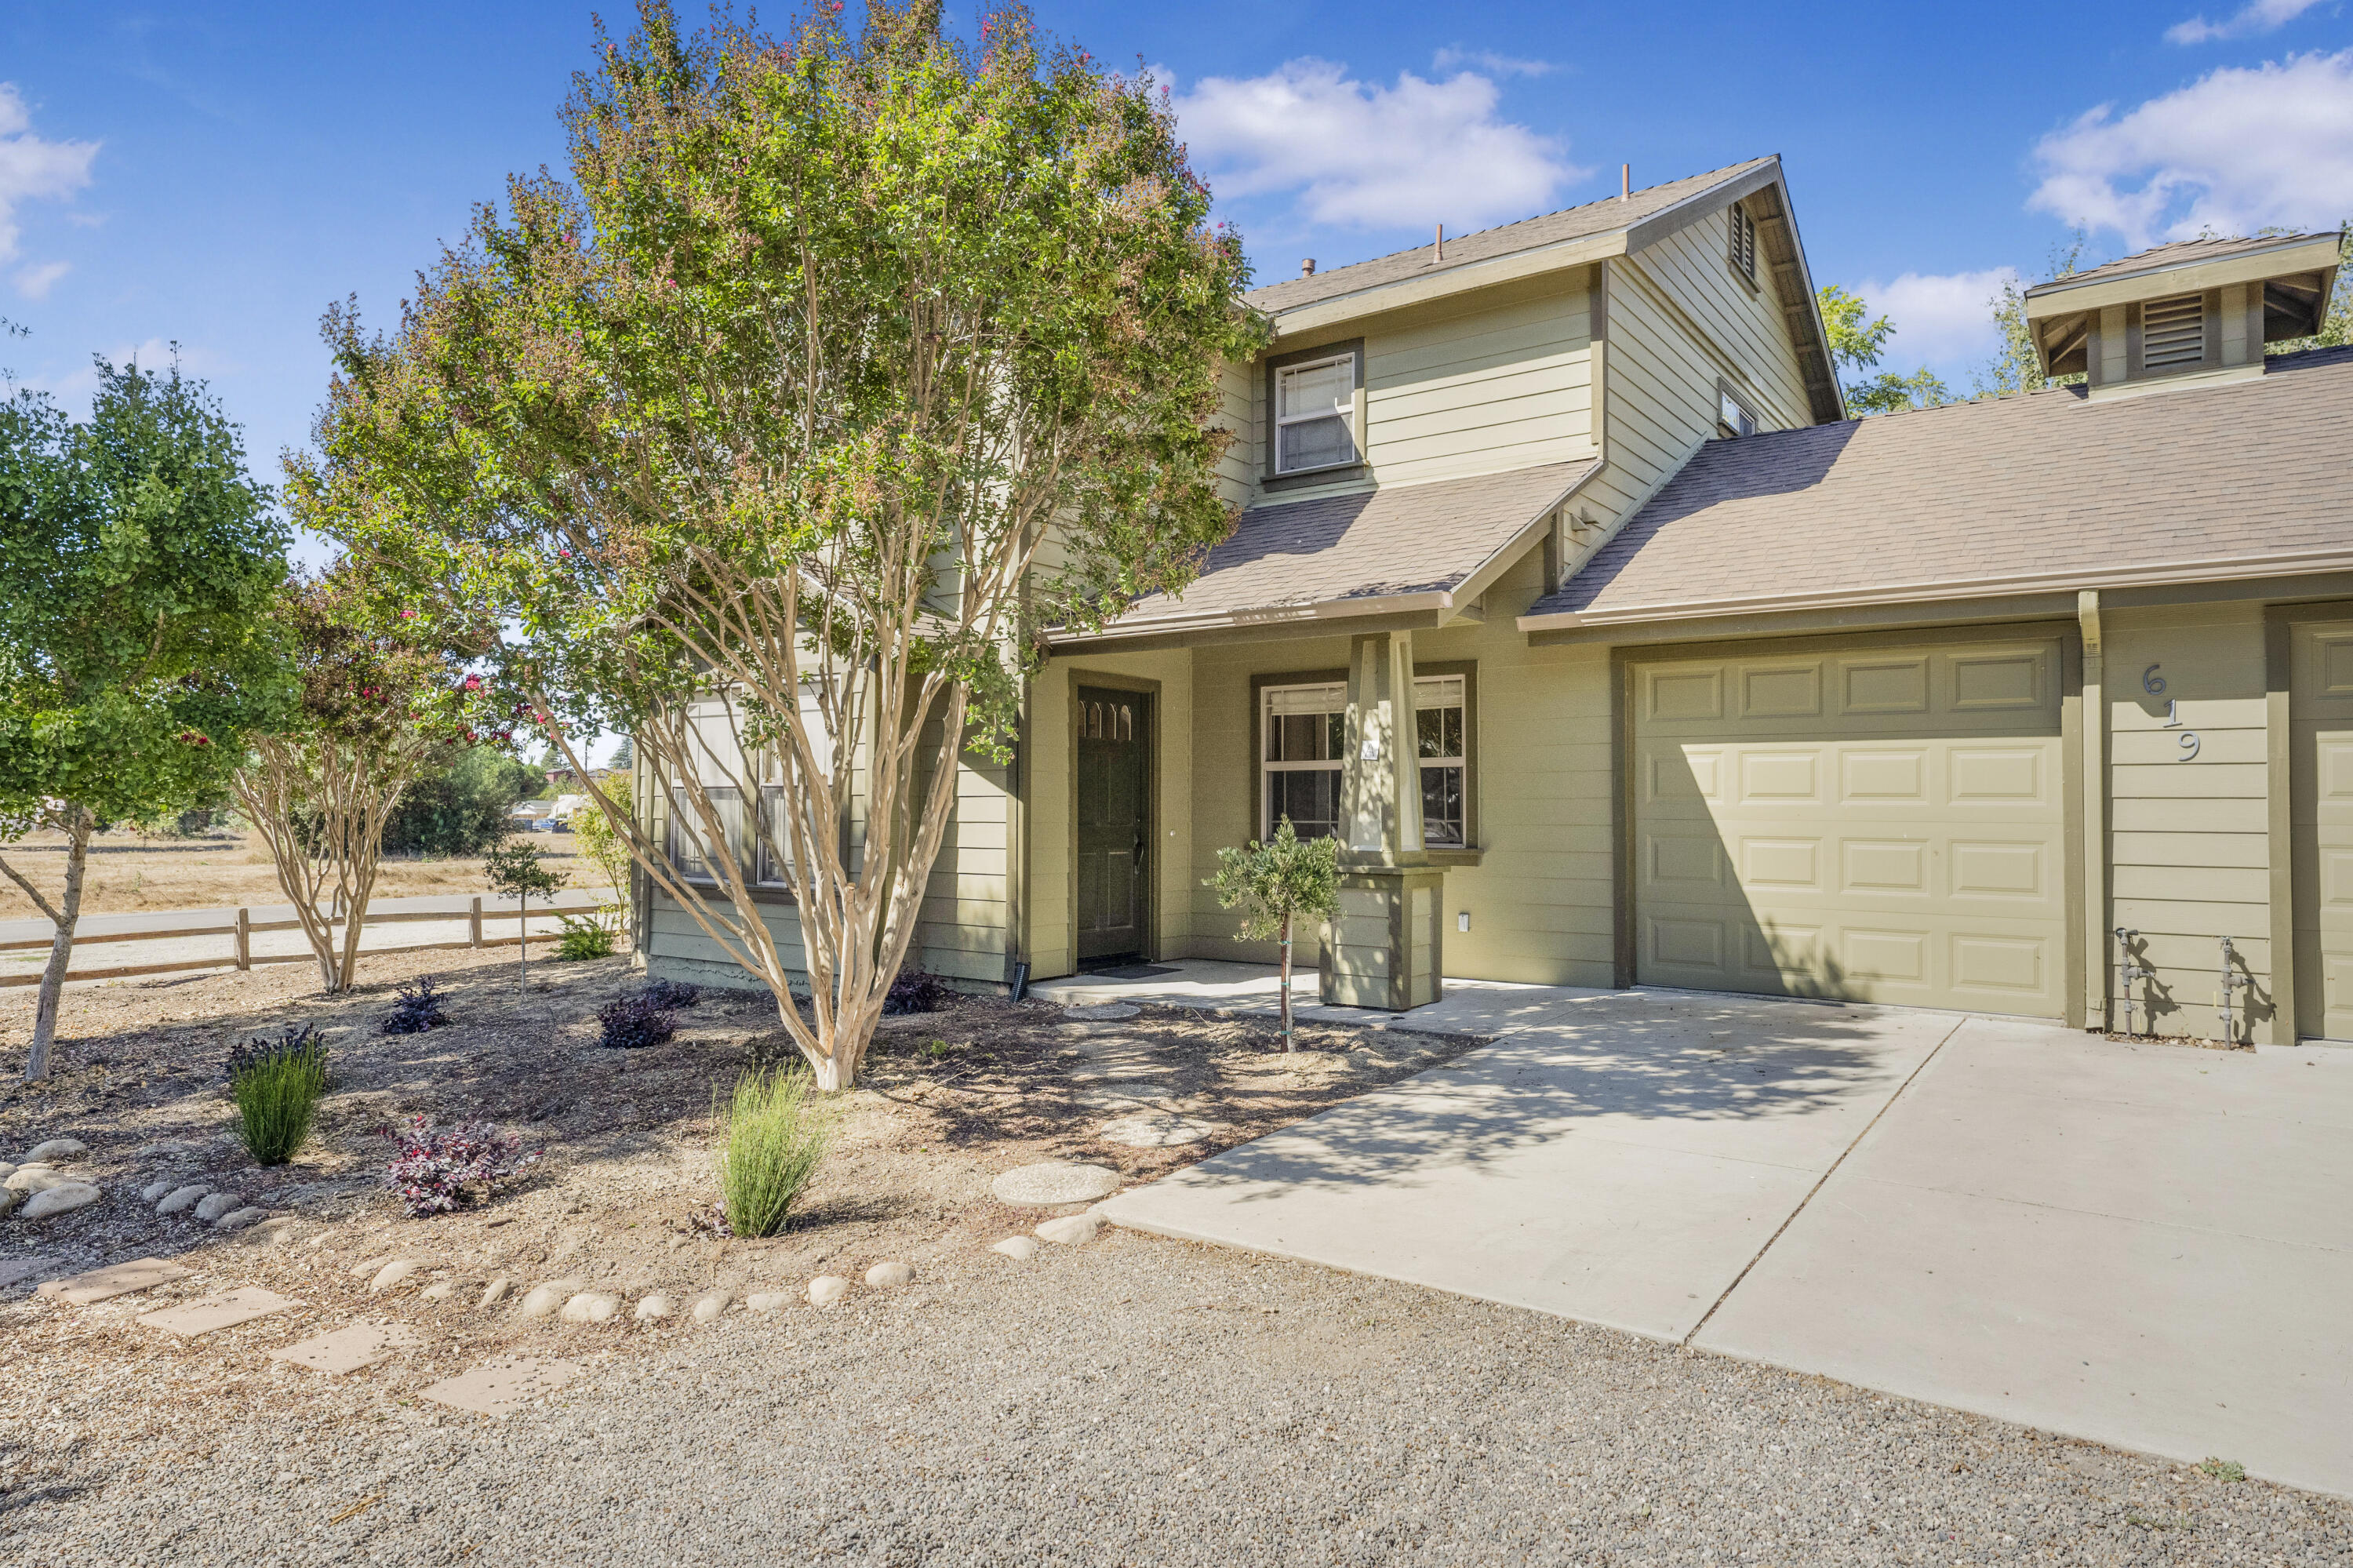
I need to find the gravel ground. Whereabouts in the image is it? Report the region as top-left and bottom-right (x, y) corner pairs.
(6, 1228), (2349, 1566)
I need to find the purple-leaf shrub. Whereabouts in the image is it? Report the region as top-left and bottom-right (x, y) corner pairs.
(380, 1115), (538, 1217)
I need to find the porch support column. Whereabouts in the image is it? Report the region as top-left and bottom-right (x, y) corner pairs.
(1321, 630), (1446, 1011)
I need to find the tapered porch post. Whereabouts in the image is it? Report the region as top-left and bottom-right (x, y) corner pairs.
(1321, 629), (1446, 1011)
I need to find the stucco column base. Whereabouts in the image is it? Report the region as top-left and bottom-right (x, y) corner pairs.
(1319, 865), (1446, 1012)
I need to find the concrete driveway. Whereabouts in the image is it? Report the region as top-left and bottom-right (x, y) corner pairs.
(1102, 990), (2353, 1496)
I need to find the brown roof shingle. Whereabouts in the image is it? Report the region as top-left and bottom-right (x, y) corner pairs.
(1101, 461), (1595, 635)
(2028, 233), (2340, 296)
(1244, 158), (1777, 315)
(1527, 347), (2353, 625)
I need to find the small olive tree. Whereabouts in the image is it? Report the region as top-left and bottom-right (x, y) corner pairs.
(484, 838), (565, 987)
(0, 359), (291, 1081)
(296, 2), (1264, 1090)
(232, 565), (505, 992)
(1206, 817), (1340, 1050)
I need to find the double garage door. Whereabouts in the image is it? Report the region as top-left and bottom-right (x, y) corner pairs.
(1633, 635), (2068, 1018)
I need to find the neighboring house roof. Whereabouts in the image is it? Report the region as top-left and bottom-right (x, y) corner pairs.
(1522, 345), (2353, 629)
(1246, 158), (1777, 315)
(1075, 460), (1596, 642)
(2027, 233), (2339, 297)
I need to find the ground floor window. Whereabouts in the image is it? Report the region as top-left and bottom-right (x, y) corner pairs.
(667, 784), (742, 882)
(1260, 674), (1467, 847)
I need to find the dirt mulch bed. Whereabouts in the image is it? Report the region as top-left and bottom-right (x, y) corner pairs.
(0, 944), (1480, 1446)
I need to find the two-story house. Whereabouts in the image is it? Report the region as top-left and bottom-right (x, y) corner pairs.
(639, 155), (2352, 1047)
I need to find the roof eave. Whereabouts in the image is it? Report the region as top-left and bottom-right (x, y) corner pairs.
(1053, 588), (1460, 649)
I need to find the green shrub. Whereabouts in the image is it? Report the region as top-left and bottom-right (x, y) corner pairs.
(227, 1025), (330, 1166)
(380, 746), (547, 857)
(556, 912), (616, 960)
(715, 1068), (830, 1237)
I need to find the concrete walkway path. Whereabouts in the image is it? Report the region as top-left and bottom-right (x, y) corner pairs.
(1097, 973), (2353, 1495)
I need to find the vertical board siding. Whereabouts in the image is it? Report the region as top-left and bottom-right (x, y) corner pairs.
(2105, 604), (2272, 1040)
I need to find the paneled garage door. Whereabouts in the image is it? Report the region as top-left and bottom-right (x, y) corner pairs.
(2291, 618), (2353, 1042)
(1632, 637), (2068, 1017)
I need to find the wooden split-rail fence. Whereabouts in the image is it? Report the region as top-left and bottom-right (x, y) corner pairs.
(0, 890), (614, 988)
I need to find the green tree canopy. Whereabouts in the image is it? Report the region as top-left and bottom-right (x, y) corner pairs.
(296, 0), (1264, 1089)
(1817, 284), (1951, 416)
(0, 356), (290, 1078)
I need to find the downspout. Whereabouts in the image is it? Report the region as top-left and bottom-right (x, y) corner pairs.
(2078, 589), (2109, 1031)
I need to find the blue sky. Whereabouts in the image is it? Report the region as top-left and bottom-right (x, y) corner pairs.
(4, 0), (2350, 551)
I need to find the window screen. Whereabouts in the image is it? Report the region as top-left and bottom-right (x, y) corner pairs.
(1275, 354), (1357, 474)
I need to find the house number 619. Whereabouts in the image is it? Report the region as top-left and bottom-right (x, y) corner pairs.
(2145, 664), (2198, 759)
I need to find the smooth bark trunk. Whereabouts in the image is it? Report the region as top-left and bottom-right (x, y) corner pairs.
(1278, 910), (1294, 1051)
(23, 808), (94, 1082)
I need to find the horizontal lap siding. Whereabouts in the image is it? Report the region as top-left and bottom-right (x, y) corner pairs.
(1631, 215), (1813, 432)
(913, 733), (1013, 988)
(643, 895), (803, 992)
(2105, 605), (2271, 1040)
(1361, 282), (1595, 487)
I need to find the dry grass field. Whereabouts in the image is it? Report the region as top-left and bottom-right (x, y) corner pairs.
(0, 829), (591, 922)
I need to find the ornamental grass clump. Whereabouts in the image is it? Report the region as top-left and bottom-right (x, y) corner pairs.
(715, 1068), (830, 1238)
(381, 1115), (537, 1217)
(225, 1025), (330, 1166)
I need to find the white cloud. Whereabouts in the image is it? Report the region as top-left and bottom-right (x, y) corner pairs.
(1857, 268), (2022, 366)
(1173, 58), (1583, 230)
(1431, 47), (1555, 78)
(0, 82), (99, 261)
(2166, 0), (2326, 44)
(13, 259), (67, 298)
(2029, 50), (2353, 247)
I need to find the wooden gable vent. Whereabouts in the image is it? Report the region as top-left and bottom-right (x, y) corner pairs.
(2141, 292), (2206, 370)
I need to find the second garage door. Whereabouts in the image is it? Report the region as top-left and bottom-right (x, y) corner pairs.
(1632, 635), (2069, 1017)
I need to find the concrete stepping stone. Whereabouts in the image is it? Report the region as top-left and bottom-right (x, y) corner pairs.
(137, 1286), (300, 1338)
(806, 1276), (849, 1308)
(744, 1290), (791, 1312)
(1098, 1111), (1215, 1148)
(192, 1193), (242, 1224)
(420, 1355), (581, 1417)
(0, 1256), (62, 1291)
(634, 1294), (673, 1322)
(1061, 1003), (1140, 1020)
(991, 1161), (1121, 1206)
(5, 1166), (64, 1193)
(268, 1322), (420, 1375)
(690, 1289), (733, 1323)
(991, 1235), (1041, 1261)
(211, 1206), (267, 1232)
(420, 1281), (460, 1302)
(21, 1183), (101, 1221)
(140, 1179), (175, 1204)
(517, 1278), (584, 1318)
(1037, 1211), (1104, 1246)
(37, 1258), (191, 1304)
(864, 1261), (915, 1289)
(27, 1138), (88, 1162)
(156, 1185), (210, 1215)
(369, 1261), (420, 1293)
(479, 1277), (514, 1309)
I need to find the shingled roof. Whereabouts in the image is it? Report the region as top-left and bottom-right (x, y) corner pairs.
(1245, 158), (1779, 316)
(1522, 346), (2353, 629)
(2028, 233), (2340, 297)
(1075, 461), (1596, 642)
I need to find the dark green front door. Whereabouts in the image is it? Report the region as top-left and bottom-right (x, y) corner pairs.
(1075, 686), (1150, 965)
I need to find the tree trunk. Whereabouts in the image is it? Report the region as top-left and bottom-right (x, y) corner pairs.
(1278, 908), (1294, 1051)
(24, 807), (94, 1082)
(517, 892), (529, 988)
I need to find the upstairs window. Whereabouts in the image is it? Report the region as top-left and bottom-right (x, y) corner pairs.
(1274, 352), (1358, 475)
(1728, 202), (1758, 285)
(1718, 389), (1758, 438)
(2143, 292), (2206, 371)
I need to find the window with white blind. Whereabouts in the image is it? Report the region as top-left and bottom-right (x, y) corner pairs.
(1273, 352), (1358, 475)
(667, 785), (743, 883)
(1718, 389), (1758, 438)
(1728, 202), (1757, 284)
(2142, 292), (2206, 371)
(1260, 675), (1468, 846)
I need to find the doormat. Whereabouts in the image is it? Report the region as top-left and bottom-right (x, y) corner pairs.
(1086, 964), (1179, 980)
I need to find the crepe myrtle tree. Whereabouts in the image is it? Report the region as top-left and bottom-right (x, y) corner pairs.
(294, 0), (1264, 1090)
(0, 358), (292, 1081)
(231, 562), (514, 993)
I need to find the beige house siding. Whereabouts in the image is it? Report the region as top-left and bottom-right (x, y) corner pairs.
(1212, 358), (1257, 508)
(1627, 209), (1814, 432)
(2104, 602), (2273, 1039)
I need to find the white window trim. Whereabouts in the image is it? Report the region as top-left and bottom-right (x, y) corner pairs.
(1272, 351), (1359, 476)
(1259, 677), (1467, 845)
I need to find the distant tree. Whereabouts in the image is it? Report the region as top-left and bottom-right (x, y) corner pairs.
(231, 563), (506, 992)
(1817, 285), (1951, 415)
(1206, 818), (1340, 1050)
(0, 359), (291, 1080)
(1974, 232), (2090, 398)
(380, 746), (547, 857)
(607, 735), (634, 772)
(298, 2), (1264, 1091)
